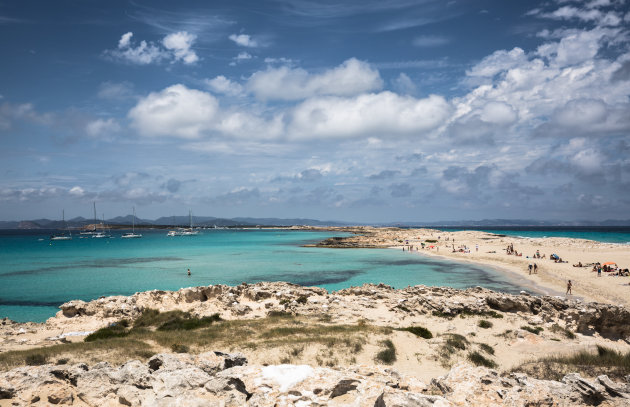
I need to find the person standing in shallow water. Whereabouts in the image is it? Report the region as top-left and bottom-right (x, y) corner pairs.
(566, 280), (572, 295)
(187, 268), (191, 276)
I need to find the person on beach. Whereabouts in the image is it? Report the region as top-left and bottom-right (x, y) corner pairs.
(533, 263), (538, 274)
(598, 266), (602, 277)
(187, 268), (191, 276)
(528, 264), (533, 275)
(566, 280), (572, 295)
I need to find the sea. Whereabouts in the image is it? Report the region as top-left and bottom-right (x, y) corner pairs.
(1, 227), (628, 323)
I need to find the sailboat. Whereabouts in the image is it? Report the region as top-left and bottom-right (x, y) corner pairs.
(93, 210), (111, 239)
(50, 210), (72, 240)
(121, 207), (142, 238)
(180, 210), (200, 236)
(80, 202), (99, 237)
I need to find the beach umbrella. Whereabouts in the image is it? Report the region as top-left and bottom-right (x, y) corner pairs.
(603, 262), (617, 266)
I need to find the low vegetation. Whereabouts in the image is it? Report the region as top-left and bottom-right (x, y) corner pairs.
(478, 320), (493, 329)
(511, 346), (630, 381)
(468, 351), (497, 368)
(549, 324), (575, 339)
(521, 325), (544, 335)
(397, 326), (433, 339)
(375, 339), (397, 364)
(0, 310), (391, 371)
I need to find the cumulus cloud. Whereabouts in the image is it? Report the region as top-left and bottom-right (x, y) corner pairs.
(288, 92), (451, 139)
(128, 84), (283, 140)
(162, 31), (199, 64)
(85, 118), (120, 139)
(229, 33), (258, 47)
(128, 84), (219, 138)
(204, 76), (244, 96)
(247, 58), (383, 100)
(105, 31), (198, 65)
(467, 48), (528, 78)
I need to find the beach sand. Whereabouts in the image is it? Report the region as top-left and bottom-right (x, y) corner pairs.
(396, 229), (630, 308)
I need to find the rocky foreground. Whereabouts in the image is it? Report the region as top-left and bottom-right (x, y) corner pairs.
(2, 351), (630, 406)
(2, 282), (630, 405)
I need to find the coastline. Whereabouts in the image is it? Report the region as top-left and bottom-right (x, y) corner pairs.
(310, 226), (630, 308)
(407, 247), (569, 299)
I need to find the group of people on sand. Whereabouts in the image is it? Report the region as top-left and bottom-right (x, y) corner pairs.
(533, 250), (546, 259)
(506, 244), (522, 256)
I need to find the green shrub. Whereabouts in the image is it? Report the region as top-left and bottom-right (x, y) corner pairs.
(445, 334), (468, 350)
(398, 326), (433, 339)
(25, 354), (47, 366)
(468, 351), (497, 368)
(296, 295), (308, 304)
(550, 324), (575, 339)
(432, 311), (454, 319)
(375, 339), (397, 364)
(170, 343), (190, 353)
(521, 325), (544, 335)
(158, 314), (221, 331)
(425, 239), (438, 243)
(478, 320), (493, 329)
(85, 323), (130, 342)
(479, 343), (495, 355)
(134, 309), (189, 328)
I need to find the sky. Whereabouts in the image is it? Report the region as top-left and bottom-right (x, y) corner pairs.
(0, 0), (629, 223)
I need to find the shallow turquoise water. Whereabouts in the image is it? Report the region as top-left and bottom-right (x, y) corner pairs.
(0, 229), (525, 322)
(438, 227), (630, 244)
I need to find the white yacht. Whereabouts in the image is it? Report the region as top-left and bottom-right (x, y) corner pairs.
(121, 207), (142, 238)
(50, 210), (72, 240)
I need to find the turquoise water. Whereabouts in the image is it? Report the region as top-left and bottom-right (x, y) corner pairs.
(437, 227), (630, 244)
(0, 229), (524, 322)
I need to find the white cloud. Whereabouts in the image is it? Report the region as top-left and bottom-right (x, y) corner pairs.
(128, 84), (219, 138)
(467, 48), (528, 78)
(247, 58), (383, 100)
(229, 33), (258, 47)
(118, 32), (133, 48)
(107, 32), (166, 65)
(162, 31), (198, 64)
(85, 118), (121, 139)
(392, 73), (417, 95)
(105, 31), (198, 65)
(204, 76), (244, 96)
(412, 35), (450, 47)
(128, 84), (283, 140)
(480, 102), (517, 125)
(541, 5), (621, 26)
(553, 99), (608, 127)
(69, 186), (85, 197)
(288, 92), (451, 139)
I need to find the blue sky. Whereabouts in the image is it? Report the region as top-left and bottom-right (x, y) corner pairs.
(1, 0), (629, 222)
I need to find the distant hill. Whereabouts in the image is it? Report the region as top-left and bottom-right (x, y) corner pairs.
(1, 216), (628, 230)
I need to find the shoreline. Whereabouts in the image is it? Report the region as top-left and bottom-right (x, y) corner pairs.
(312, 226), (630, 308)
(406, 247), (569, 299)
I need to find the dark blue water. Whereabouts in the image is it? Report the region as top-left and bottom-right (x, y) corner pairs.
(0, 229), (526, 322)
